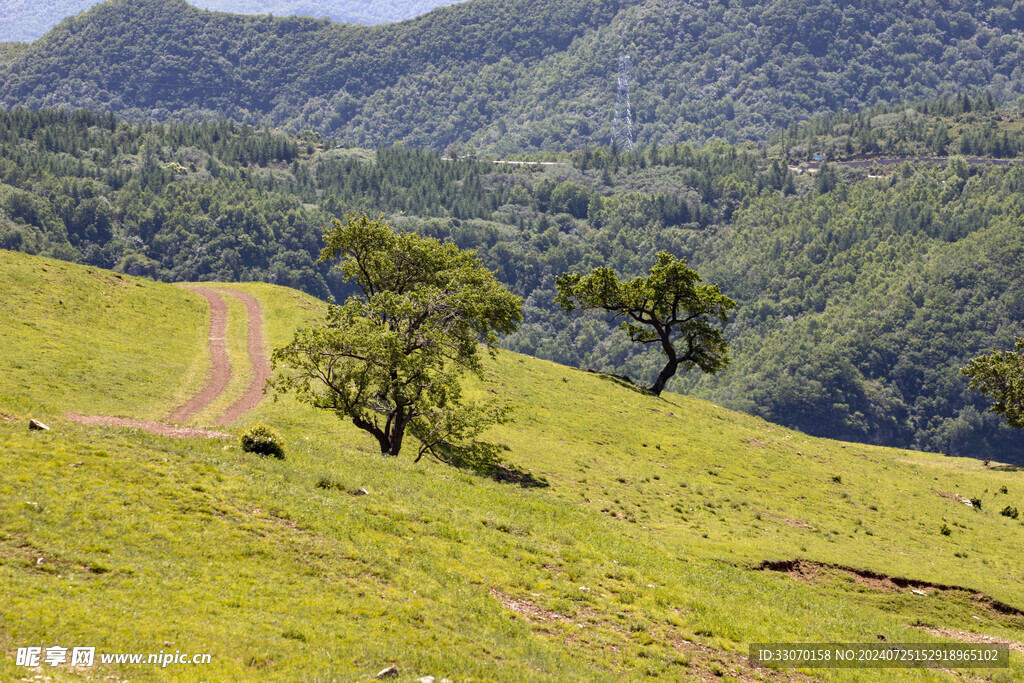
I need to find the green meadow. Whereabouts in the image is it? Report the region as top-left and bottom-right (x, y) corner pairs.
(1, 249), (1022, 681)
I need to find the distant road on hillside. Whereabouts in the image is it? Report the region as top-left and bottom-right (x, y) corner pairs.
(797, 156), (1024, 172)
(0, 0), (461, 43)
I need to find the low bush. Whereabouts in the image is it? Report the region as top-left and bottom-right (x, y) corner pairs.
(240, 423), (285, 459)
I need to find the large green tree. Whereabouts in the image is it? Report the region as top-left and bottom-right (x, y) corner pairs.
(963, 339), (1024, 429)
(555, 251), (735, 396)
(270, 214), (522, 457)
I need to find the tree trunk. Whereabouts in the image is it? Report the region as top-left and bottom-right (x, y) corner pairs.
(650, 356), (679, 396)
(387, 407), (408, 456)
(388, 422), (406, 456)
(352, 415), (393, 455)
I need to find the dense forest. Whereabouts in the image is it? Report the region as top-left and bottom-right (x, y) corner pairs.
(3, 104), (1024, 462)
(3, 0), (1024, 150)
(771, 93), (1024, 160)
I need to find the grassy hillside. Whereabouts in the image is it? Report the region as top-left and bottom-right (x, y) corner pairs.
(3, 0), (1024, 149)
(0, 249), (210, 418)
(2, 251), (1024, 680)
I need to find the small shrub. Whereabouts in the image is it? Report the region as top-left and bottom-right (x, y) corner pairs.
(240, 423), (285, 459)
(832, 475), (842, 484)
(281, 628), (306, 642)
(1000, 486), (1009, 494)
(315, 473), (356, 493)
(970, 497), (982, 510)
(940, 524), (952, 536)
(1000, 506), (1019, 519)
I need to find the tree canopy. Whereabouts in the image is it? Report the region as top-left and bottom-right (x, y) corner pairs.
(963, 339), (1024, 429)
(555, 252), (735, 396)
(270, 214), (522, 457)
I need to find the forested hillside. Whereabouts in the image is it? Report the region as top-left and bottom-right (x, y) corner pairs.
(3, 0), (1024, 150)
(0, 0), (459, 44)
(772, 93), (1024, 160)
(3, 104), (1024, 462)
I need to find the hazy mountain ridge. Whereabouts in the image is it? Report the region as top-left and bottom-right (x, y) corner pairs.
(0, 0), (460, 43)
(1, 0), (1022, 149)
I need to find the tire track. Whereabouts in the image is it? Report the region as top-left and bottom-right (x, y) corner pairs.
(67, 412), (229, 439)
(214, 290), (270, 426)
(71, 285), (269, 436)
(169, 286), (231, 423)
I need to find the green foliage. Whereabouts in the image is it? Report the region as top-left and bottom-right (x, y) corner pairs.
(240, 422), (286, 458)
(678, 159), (1024, 463)
(771, 95), (1024, 161)
(3, 0), (1024, 149)
(556, 252), (734, 395)
(963, 338), (1024, 429)
(940, 523), (952, 535)
(270, 214), (522, 457)
(1000, 505), (1019, 519)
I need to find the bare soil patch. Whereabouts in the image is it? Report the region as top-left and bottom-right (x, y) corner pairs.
(757, 559), (1024, 617)
(67, 412), (230, 439)
(490, 589), (810, 680)
(936, 489), (976, 507)
(489, 589), (571, 623)
(760, 512), (813, 529)
(910, 626), (1024, 653)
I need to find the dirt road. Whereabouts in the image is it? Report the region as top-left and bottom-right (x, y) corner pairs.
(214, 290), (270, 426)
(68, 285), (270, 437)
(168, 286), (232, 423)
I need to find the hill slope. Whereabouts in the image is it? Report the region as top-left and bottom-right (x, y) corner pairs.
(3, 0), (1024, 149)
(3, 249), (1024, 679)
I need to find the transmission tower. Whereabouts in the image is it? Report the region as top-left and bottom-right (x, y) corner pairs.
(612, 53), (634, 151)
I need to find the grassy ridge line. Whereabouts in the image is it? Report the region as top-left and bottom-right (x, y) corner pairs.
(0, 249), (208, 421)
(2, 255), (1024, 679)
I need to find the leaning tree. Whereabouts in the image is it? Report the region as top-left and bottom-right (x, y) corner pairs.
(270, 214), (522, 458)
(556, 251), (736, 396)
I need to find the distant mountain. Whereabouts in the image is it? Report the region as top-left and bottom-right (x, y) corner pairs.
(0, 0), (460, 43)
(1, 0), (1023, 150)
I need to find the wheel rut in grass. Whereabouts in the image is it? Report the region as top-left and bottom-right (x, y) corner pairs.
(168, 285), (231, 423)
(67, 285), (269, 438)
(66, 413), (230, 439)
(169, 286), (270, 426)
(214, 289), (270, 426)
